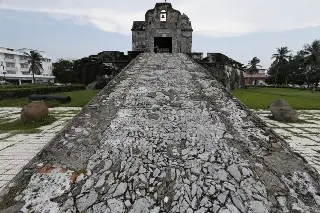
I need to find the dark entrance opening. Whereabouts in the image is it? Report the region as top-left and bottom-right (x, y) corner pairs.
(154, 37), (172, 53)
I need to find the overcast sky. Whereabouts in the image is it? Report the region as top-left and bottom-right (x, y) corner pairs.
(1, 0), (320, 68)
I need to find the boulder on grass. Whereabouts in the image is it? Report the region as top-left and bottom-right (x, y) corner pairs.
(21, 101), (49, 122)
(268, 99), (298, 122)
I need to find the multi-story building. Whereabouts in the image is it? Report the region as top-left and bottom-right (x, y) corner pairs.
(0, 47), (55, 84)
(244, 69), (267, 85)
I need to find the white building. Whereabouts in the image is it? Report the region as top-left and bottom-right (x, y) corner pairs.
(0, 47), (55, 84)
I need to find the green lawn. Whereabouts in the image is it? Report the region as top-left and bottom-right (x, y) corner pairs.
(0, 90), (100, 108)
(0, 115), (56, 131)
(232, 87), (320, 110)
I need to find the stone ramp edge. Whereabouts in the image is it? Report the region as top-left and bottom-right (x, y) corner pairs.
(0, 53), (320, 212)
(184, 53), (320, 179)
(0, 53), (147, 208)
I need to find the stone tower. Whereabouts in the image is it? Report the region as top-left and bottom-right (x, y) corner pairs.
(131, 2), (193, 53)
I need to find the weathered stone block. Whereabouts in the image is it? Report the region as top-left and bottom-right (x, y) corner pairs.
(269, 99), (298, 122)
(20, 101), (49, 122)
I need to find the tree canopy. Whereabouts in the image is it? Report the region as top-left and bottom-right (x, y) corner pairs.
(24, 51), (43, 84)
(267, 39), (320, 88)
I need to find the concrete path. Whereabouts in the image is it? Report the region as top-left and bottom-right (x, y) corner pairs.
(0, 107), (81, 192)
(0, 53), (320, 213)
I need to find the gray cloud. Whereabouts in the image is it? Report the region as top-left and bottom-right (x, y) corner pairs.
(1, 0), (320, 37)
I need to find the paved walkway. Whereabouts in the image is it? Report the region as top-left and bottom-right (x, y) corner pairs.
(0, 54), (319, 213)
(0, 107), (81, 192)
(254, 109), (320, 173)
(1, 108), (319, 194)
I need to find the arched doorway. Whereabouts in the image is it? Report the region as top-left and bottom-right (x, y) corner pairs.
(154, 37), (172, 53)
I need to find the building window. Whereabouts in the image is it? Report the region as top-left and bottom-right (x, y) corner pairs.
(160, 10), (167, 22)
(4, 54), (14, 59)
(21, 63), (29, 68)
(6, 62), (15, 67)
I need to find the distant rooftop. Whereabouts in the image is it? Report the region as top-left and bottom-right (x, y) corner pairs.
(0, 47), (52, 59)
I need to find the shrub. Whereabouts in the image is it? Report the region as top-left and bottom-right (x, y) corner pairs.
(0, 83), (47, 89)
(248, 85), (320, 91)
(0, 84), (86, 100)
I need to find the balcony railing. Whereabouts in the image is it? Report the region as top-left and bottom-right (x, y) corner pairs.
(4, 58), (16, 63)
(19, 59), (28, 63)
(20, 67), (29, 72)
(5, 67), (18, 72)
(243, 73), (266, 78)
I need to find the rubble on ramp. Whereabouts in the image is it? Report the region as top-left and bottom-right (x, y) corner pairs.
(1, 53), (320, 213)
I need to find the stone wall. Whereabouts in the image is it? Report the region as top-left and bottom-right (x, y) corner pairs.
(188, 52), (245, 91)
(132, 3), (193, 53)
(179, 31), (192, 52)
(73, 51), (143, 87)
(132, 30), (146, 52)
(186, 52), (203, 61)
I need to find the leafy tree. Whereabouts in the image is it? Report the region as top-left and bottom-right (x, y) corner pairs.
(246, 57), (262, 85)
(24, 51), (43, 84)
(52, 59), (75, 83)
(302, 39), (320, 88)
(271, 47), (291, 85)
(285, 54), (305, 85)
(302, 39), (320, 65)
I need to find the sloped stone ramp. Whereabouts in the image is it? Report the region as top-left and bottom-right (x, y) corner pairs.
(1, 53), (320, 212)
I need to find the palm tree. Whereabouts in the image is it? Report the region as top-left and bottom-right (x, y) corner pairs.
(302, 39), (320, 88)
(271, 47), (291, 85)
(247, 57), (262, 85)
(302, 39), (320, 65)
(24, 51), (43, 84)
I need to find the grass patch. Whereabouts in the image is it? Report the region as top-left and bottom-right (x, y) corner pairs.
(0, 185), (23, 210)
(14, 129), (42, 134)
(0, 90), (99, 108)
(0, 115), (56, 131)
(233, 87), (320, 110)
(0, 129), (42, 139)
(50, 109), (81, 115)
(0, 117), (15, 124)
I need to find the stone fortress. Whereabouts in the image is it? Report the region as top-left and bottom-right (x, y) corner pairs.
(71, 2), (245, 91)
(1, 2), (320, 213)
(132, 2), (193, 53)
(131, 2), (245, 91)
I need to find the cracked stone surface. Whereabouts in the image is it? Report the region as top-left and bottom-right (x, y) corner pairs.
(254, 109), (320, 174)
(0, 107), (81, 192)
(0, 53), (320, 212)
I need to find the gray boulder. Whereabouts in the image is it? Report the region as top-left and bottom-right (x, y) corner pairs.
(268, 99), (298, 122)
